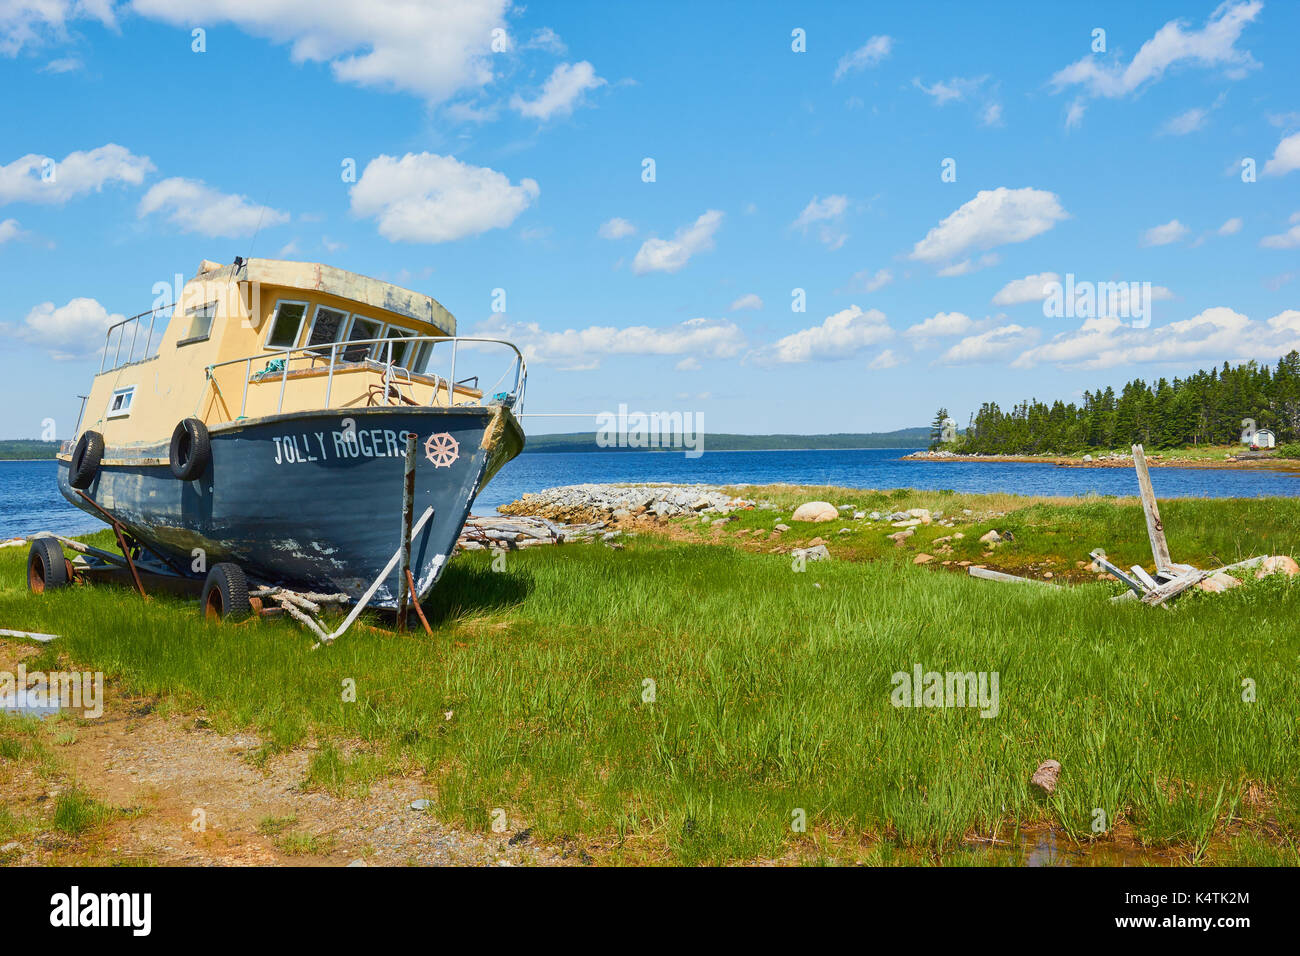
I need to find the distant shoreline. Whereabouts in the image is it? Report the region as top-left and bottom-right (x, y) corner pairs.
(903, 450), (1300, 472)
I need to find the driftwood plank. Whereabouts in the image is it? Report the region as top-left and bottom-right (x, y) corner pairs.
(1142, 570), (1210, 606)
(1089, 549), (1147, 596)
(1130, 566), (1159, 590)
(968, 566), (1059, 588)
(1132, 444), (1173, 574)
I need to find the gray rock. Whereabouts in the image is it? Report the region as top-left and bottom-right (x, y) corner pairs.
(410, 799), (431, 811)
(792, 544), (831, 562)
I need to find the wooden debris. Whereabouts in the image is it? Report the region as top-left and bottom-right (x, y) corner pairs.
(967, 566), (1059, 587)
(0, 629), (59, 643)
(1132, 444), (1173, 574)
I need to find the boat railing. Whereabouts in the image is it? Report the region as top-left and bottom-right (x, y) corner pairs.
(99, 305), (173, 373)
(203, 336), (528, 420)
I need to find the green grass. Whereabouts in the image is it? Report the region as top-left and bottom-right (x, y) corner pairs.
(2, 489), (1299, 864)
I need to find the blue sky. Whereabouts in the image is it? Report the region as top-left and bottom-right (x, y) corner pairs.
(1, 0), (1297, 439)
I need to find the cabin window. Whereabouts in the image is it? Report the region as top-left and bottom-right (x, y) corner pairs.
(107, 386), (135, 419)
(264, 300), (308, 350)
(182, 301), (218, 342)
(305, 306), (349, 354)
(342, 316), (382, 362)
(379, 326), (416, 368)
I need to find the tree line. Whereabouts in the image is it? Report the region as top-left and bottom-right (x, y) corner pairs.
(931, 351), (1300, 454)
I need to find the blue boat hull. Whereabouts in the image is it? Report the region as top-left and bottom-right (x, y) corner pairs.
(57, 405), (523, 607)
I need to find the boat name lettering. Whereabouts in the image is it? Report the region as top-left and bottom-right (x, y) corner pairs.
(271, 429), (415, 464)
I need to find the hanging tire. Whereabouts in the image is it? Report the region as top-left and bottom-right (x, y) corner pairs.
(27, 538), (71, 594)
(170, 418), (211, 481)
(201, 562), (251, 621)
(68, 431), (104, 489)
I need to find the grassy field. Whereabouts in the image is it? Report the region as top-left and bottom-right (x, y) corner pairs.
(2, 485), (1299, 865)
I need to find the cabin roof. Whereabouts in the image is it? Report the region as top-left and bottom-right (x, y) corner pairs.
(194, 257), (456, 335)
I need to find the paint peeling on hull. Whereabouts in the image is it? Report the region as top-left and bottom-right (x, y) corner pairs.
(58, 406), (522, 608)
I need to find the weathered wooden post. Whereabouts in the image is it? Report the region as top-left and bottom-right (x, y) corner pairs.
(1131, 444), (1173, 574)
(396, 432), (417, 631)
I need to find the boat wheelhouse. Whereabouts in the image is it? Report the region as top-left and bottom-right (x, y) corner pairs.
(41, 257), (527, 622)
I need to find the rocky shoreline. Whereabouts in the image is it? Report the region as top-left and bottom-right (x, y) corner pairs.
(903, 449), (1299, 470)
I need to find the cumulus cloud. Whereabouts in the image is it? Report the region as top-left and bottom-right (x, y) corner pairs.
(350, 153), (539, 244)
(1049, 1), (1261, 105)
(834, 35), (892, 80)
(0, 144), (153, 205)
(1218, 217), (1243, 235)
(1012, 306), (1300, 370)
(909, 188), (1067, 268)
(869, 348), (903, 369)
(1141, 219), (1189, 246)
(0, 218), (21, 243)
(0, 0), (117, 56)
(138, 178), (288, 238)
(510, 61), (606, 120)
(729, 293), (763, 311)
(905, 311), (974, 340)
(748, 306), (893, 364)
(1263, 131), (1300, 177)
(791, 194), (850, 249)
(8, 296), (123, 360)
(598, 217), (636, 239)
(936, 325), (1038, 365)
(1260, 212), (1300, 249)
(131, 0), (508, 103)
(475, 314), (745, 371)
(992, 272), (1060, 306)
(632, 210), (723, 274)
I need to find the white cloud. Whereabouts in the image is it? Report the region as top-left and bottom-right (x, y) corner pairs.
(9, 296), (123, 360)
(0, 144), (153, 205)
(1141, 219), (1189, 246)
(598, 217), (636, 239)
(0, 218), (20, 243)
(913, 75), (1002, 126)
(979, 101), (1004, 127)
(40, 56), (82, 73)
(1218, 217), (1243, 235)
(909, 188), (1067, 267)
(675, 356), (701, 371)
(992, 272), (1060, 306)
(632, 210), (723, 274)
(0, 0), (116, 56)
(729, 293), (763, 311)
(937, 253), (999, 277)
(834, 35), (892, 80)
(1065, 98), (1087, 130)
(523, 27), (566, 55)
(138, 177), (288, 238)
(1012, 306), (1300, 370)
(748, 305), (893, 364)
(937, 324), (1038, 365)
(848, 267), (893, 292)
(791, 194), (850, 249)
(1161, 106), (1209, 135)
(905, 311), (973, 339)
(1049, 1), (1261, 104)
(1261, 212), (1300, 249)
(510, 61), (606, 120)
(1263, 131), (1300, 177)
(350, 153), (539, 244)
(131, 0), (507, 103)
(475, 315), (745, 371)
(869, 348), (903, 369)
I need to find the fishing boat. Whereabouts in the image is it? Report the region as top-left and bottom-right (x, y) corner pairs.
(31, 257), (527, 624)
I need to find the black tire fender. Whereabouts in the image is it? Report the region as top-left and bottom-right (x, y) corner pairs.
(201, 562), (252, 621)
(170, 418), (211, 481)
(68, 431), (104, 490)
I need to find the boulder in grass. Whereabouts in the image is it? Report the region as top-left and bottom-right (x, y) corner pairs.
(1030, 760), (1061, 795)
(1255, 555), (1300, 579)
(979, 529), (1002, 544)
(792, 501), (838, 523)
(913, 553), (934, 565)
(1197, 572), (1241, 593)
(792, 544), (831, 562)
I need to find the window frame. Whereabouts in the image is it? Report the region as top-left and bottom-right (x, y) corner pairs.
(107, 385), (136, 419)
(304, 304), (352, 354)
(178, 300), (219, 346)
(262, 299), (310, 351)
(377, 324), (418, 368)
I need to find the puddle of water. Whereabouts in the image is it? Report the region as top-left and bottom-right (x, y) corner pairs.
(972, 828), (1180, 866)
(0, 690), (62, 719)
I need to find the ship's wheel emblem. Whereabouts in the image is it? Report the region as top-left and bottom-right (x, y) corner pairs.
(424, 432), (460, 467)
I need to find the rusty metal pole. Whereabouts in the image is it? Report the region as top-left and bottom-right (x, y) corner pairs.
(396, 432), (417, 631)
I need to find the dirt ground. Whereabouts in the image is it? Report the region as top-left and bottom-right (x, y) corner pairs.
(0, 640), (565, 867)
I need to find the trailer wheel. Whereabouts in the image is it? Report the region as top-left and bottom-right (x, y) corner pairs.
(28, 538), (71, 593)
(170, 418), (211, 481)
(202, 562), (252, 621)
(68, 431), (104, 489)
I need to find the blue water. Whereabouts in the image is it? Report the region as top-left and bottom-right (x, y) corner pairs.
(4, 450), (1299, 538)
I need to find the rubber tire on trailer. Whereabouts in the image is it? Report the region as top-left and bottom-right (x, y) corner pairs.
(201, 563), (252, 621)
(27, 538), (71, 594)
(170, 418), (211, 481)
(68, 431), (104, 489)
